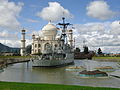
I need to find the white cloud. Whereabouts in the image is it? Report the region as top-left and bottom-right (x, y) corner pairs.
(0, 0), (23, 29)
(0, 27), (33, 48)
(0, 39), (32, 48)
(0, 0), (24, 48)
(74, 21), (120, 53)
(0, 39), (21, 47)
(27, 19), (39, 23)
(110, 20), (120, 35)
(37, 2), (73, 22)
(86, 0), (116, 20)
(0, 30), (18, 39)
(74, 23), (105, 35)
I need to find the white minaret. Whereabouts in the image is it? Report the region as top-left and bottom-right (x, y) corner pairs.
(31, 34), (35, 54)
(20, 29), (26, 56)
(68, 29), (73, 48)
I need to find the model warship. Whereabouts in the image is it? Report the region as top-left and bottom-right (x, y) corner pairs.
(31, 17), (74, 67)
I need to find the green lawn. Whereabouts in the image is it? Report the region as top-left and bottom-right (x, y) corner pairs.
(93, 56), (120, 60)
(0, 81), (119, 90)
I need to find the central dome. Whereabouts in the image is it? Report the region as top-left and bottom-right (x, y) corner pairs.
(42, 22), (58, 40)
(42, 22), (58, 31)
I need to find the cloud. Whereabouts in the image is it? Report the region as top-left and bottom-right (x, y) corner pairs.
(0, 29), (20, 47)
(74, 21), (120, 53)
(0, 0), (23, 30)
(0, 30), (18, 39)
(74, 23), (105, 35)
(0, 40), (21, 48)
(27, 19), (39, 23)
(0, 39), (32, 48)
(0, 0), (24, 48)
(37, 2), (73, 22)
(86, 0), (116, 20)
(110, 20), (120, 35)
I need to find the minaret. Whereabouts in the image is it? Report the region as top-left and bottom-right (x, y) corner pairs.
(32, 34), (35, 54)
(20, 29), (26, 56)
(68, 29), (73, 48)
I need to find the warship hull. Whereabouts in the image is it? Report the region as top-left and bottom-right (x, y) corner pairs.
(32, 59), (74, 67)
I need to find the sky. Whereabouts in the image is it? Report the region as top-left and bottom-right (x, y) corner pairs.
(0, 0), (120, 53)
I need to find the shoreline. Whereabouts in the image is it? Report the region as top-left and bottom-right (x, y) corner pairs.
(75, 59), (120, 62)
(0, 56), (30, 69)
(75, 56), (120, 62)
(1, 56), (120, 69)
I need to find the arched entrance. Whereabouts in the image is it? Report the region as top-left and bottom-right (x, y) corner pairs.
(44, 43), (51, 51)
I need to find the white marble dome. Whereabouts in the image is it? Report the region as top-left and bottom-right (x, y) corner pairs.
(42, 22), (58, 40)
(42, 22), (58, 31)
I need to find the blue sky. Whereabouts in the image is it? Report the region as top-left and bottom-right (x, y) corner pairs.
(9, 0), (120, 30)
(0, 0), (120, 53)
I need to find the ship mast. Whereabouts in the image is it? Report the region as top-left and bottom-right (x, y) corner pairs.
(58, 17), (72, 44)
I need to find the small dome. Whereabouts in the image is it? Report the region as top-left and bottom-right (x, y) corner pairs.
(42, 22), (58, 31)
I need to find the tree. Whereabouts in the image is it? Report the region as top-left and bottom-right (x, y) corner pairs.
(83, 46), (89, 54)
(97, 48), (102, 55)
(74, 47), (80, 53)
(26, 45), (32, 55)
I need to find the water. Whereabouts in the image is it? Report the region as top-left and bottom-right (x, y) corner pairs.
(0, 60), (120, 88)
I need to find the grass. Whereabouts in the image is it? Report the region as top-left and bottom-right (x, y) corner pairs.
(93, 56), (120, 60)
(0, 81), (119, 90)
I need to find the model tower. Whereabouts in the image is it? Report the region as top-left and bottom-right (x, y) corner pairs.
(68, 29), (73, 48)
(20, 29), (26, 56)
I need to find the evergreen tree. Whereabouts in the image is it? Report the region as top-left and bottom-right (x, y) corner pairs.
(83, 46), (89, 54)
(26, 45), (32, 54)
(74, 47), (80, 53)
(97, 48), (102, 55)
